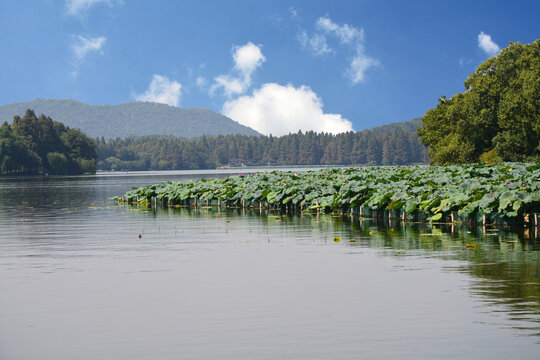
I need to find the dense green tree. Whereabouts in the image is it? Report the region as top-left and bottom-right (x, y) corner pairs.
(47, 152), (69, 175)
(62, 128), (97, 160)
(61, 128), (97, 173)
(1, 110), (97, 175)
(418, 40), (539, 164)
(0, 122), (41, 175)
(13, 111), (67, 169)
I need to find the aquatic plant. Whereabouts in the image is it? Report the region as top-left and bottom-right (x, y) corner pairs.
(115, 163), (540, 224)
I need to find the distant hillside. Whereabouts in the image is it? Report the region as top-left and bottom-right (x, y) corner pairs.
(370, 117), (422, 133)
(0, 99), (261, 138)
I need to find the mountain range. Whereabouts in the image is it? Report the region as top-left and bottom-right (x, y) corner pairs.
(0, 98), (260, 139)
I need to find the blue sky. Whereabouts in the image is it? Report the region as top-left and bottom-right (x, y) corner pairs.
(0, 0), (538, 135)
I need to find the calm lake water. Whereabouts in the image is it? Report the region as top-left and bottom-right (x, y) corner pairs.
(1, 170), (539, 360)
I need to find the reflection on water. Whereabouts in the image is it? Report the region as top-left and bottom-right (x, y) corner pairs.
(153, 205), (540, 340)
(1, 172), (539, 359)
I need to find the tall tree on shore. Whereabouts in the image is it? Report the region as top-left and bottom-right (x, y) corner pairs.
(418, 40), (540, 164)
(0, 121), (41, 175)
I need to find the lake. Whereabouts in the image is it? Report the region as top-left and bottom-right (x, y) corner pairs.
(1, 170), (539, 359)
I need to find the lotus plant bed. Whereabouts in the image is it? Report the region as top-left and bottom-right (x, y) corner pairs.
(115, 163), (540, 227)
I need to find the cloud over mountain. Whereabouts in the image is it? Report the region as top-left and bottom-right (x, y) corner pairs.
(223, 83), (353, 136)
(135, 74), (182, 107)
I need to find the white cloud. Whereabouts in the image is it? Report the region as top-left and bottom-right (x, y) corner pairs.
(223, 83), (353, 136)
(299, 15), (378, 84)
(211, 42), (266, 97)
(316, 16), (364, 44)
(212, 75), (246, 97)
(70, 35), (106, 78)
(233, 42), (266, 75)
(196, 76), (207, 88)
(65, 0), (121, 16)
(135, 74), (182, 107)
(348, 45), (379, 84)
(297, 30), (333, 56)
(289, 6), (297, 18)
(72, 35), (106, 60)
(478, 31), (500, 56)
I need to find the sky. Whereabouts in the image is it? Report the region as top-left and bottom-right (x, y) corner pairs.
(0, 0), (538, 136)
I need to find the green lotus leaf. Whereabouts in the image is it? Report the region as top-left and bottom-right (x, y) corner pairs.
(430, 213), (443, 221)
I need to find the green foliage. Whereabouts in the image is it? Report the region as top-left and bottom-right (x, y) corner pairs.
(418, 40), (540, 164)
(479, 148), (502, 163)
(77, 158), (96, 174)
(0, 121), (41, 175)
(13, 111), (66, 170)
(62, 128), (97, 160)
(96, 119), (428, 171)
(118, 163), (540, 221)
(47, 152), (69, 175)
(0, 109), (97, 176)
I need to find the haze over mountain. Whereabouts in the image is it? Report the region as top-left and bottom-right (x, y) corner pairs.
(0, 99), (260, 139)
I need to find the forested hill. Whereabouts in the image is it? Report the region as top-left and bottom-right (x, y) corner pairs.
(97, 118), (427, 171)
(0, 98), (260, 138)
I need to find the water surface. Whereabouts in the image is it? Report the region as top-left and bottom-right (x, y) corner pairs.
(1, 171), (539, 359)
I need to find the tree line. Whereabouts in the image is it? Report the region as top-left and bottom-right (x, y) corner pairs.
(0, 109), (97, 175)
(96, 121), (428, 171)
